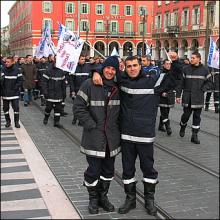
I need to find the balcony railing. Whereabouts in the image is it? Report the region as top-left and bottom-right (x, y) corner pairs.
(166, 25), (180, 34)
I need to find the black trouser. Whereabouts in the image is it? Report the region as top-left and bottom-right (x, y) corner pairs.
(45, 101), (62, 118)
(3, 99), (19, 115)
(205, 91), (219, 106)
(121, 141), (158, 184)
(180, 106), (202, 129)
(160, 107), (170, 123)
(84, 146), (115, 185)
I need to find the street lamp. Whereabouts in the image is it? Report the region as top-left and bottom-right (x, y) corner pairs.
(140, 9), (148, 56)
(104, 17), (110, 57)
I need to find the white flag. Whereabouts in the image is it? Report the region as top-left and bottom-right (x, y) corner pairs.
(207, 37), (219, 69)
(145, 43), (151, 55)
(34, 23), (55, 58)
(164, 48), (172, 62)
(56, 24), (85, 73)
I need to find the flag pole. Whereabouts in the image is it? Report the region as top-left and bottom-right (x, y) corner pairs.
(84, 41), (106, 59)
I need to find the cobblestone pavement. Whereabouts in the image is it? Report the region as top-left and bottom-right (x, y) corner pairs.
(18, 95), (219, 219)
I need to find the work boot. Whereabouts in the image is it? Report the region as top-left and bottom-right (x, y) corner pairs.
(204, 103), (209, 111)
(86, 184), (99, 214)
(5, 114), (11, 127)
(191, 128), (200, 144)
(118, 182), (136, 214)
(14, 113), (20, 128)
(164, 119), (172, 135)
(143, 181), (158, 216)
(43, 114), (50, 125)
(158, 117), (166, 132)
(179, 122), (187, 137)
(214, 104), (219, 113)
(98, 179), (115, 212)
(54, 115), (63, 128)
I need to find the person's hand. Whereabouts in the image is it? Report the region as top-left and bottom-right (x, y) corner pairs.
(93, 72), (103, 85)
(176, 97), (181, 104)
(71, 92), (76, 98)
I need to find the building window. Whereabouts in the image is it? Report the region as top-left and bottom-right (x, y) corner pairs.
(96, 4), (104, 15)
(158, 1), (162, 6)
(110, 21), (119, 34)
(65, 19), (75, 31)
(81, 3), (89, 14)
(110, 5), (119, 15)
(165, 1), (170, 4)
(182, 9), (189, 26)
(65, 2), (75, 14)
(80, 20), (89, 31)
(43, 18), (52, 30)
(124, 21), (133, 33)
(173, 10), (178, 25)
(139, 6), (147, 16)
(125, 5), (132, 16)
(192, 7), (200, 25)
(95, 21), (104, 32)
(155, 15), (162, 29)
(42, 1), (52, 13)
(164, 12), (170, 28)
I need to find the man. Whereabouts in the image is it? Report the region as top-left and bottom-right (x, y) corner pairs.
(204, 67), (219, 113)
(158, 59), (176, 135)
(69, 54), (92, 125)
(21, 55), (37, 106)
(93, 56), (168, 216)
(176, 52), (214, 144)
(141, 55), (160, 77)
(73, 56), (121, 214)
(0, 56), (23, 128)
(41, 56), (66, 128)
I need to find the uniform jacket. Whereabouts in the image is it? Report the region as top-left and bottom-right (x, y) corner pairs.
(209, 67), (219, 93)
(1, 64), (23, 99)
(117, 69), (166, 144)
(41, 62), (66, 102)
(21, 62), (37, 89)
(36, 62), (48, 85)
(159, 68), (176, 108)
(176, 63), (214, 108)
(69, 63), (91, 93)
(73, 78), (121, 158)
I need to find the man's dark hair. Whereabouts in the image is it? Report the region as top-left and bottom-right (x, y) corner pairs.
(26, 55), (32, 58)
(125, 56), (141, 66)
(163, 59), (171, 64)
(192, 52), (201, 60)
(6, 56), (14, 60)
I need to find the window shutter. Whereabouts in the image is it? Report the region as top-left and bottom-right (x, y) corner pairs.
(164, 14), (166, 28)
(187, 10), (189, 25)
(116, 5), (119, 15)
(192, 9), (195, 25)
(155, 16), (157, 29)
(197, 7), (200, 24)
(88, 4), (90, 14)
(103, 5), (105, 14)
(181, 11), (184, 26)
(131, 6), (133, 16)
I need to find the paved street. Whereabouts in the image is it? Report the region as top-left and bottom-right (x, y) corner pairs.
(1, 94), (218, 219)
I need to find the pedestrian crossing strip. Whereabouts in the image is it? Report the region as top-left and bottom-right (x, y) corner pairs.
(1, 111), (51, 219)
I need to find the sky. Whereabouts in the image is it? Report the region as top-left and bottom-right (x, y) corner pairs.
(1, 1), (16, 28)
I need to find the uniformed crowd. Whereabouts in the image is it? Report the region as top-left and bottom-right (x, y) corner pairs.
(0, 51), (219, 216)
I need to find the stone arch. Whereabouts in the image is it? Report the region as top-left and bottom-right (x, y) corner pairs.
(94, 41), (105, 57)
(123, 41), (134, 56)
(109, 41), (120, 56)
(164, 40), (169, 52)
(191, 39), (199, 52)
(136, 42), (147, 56)
(171, 40), (178, 53)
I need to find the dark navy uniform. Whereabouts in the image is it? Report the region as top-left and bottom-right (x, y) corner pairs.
(41, 62), (66, 128)
(1, 64), (23, 128)
(176, 63), (214, 143)
(205, 67), (219, 113)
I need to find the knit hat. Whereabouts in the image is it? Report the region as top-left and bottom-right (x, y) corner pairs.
(101, 56), (119, 72)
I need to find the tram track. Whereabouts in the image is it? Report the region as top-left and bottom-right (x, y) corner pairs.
(32, 100), (174, 219)
(33, 100), (219, 219)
